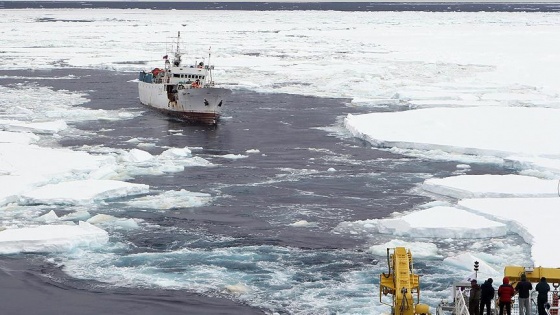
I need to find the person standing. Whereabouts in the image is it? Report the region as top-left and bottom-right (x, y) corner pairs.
(515, 273), (533, 315)
(536, 277), (551, 315)
(480, 278), (495, 315)
(498, 277), (515, 315)
(469, 279), (482, 315)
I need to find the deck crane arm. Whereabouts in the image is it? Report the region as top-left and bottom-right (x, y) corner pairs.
(504, 266), (560, 285)
(379, 247), (431, 315)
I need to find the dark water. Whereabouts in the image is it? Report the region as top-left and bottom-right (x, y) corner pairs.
(0, 256), (265, 315)
(44, 69), (458, 247)
(0, 69), (515, 314)
(2, 1), (560, 12)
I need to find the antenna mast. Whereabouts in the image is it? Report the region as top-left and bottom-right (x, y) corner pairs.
(208, 46), (213, 84)
(176, 31), (181, 55)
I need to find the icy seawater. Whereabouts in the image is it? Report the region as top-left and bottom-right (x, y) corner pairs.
(0, 69), (519, 314)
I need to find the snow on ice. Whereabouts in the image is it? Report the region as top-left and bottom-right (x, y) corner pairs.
(0, 221), (109, 254)
(20, 179), (149, 205)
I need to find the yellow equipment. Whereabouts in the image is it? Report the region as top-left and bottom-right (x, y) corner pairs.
(379, 247), (431, 315)
(504, 266), (560, 285)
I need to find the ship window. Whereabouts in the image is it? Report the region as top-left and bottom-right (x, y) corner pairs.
(173, 74), (180, 78)
(202, 76), (205, 79)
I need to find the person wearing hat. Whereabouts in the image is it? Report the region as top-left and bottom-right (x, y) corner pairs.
(469, 279), (481, 315)
(498, 277), (515, 315)
(515, 273), (533, 315)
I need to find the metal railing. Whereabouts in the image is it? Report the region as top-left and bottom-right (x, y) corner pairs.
(437, 286), (560, 315)
(455, 286), (470, 315)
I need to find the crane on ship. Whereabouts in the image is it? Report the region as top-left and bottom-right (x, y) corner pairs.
(379, 247), (431, 315)
(380, 247), (560, 315)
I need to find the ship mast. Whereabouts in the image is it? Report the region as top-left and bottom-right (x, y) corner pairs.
(172, 31), (181, 67)
(208, 46), (213, 84)
(176, 31), (181, 56)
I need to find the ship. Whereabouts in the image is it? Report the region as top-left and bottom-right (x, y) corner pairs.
(138, 32), (231, 125)
(380, 246), (560, 315)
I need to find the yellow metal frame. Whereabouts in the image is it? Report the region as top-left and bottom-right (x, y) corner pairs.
(379, 247), (430, 315)
(504, 266), (560, 286)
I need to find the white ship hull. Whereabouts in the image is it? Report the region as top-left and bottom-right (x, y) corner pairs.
(138, 82), (231, 124)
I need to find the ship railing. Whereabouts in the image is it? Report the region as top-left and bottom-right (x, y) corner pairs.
(454, 283), (471, 315)
(436, 283), (560, 315)
(436, 282), (502, 315)
(436, 282), (471, 315)
(502, 289), (560, 315)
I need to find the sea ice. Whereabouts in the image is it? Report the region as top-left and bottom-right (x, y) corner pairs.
(336, 206), (507, 239)
(369, 240), (441, 259)
(444, 252), (499, 277)
(0, 119), (68, 134)
(459, 197), (560, 267)
(423, 174), (560, 199)
(345, 107), (560, 160)
(20, 179), (149, 205)
(0, 130), (39, 145)
(87, 214), (140, 230)
(126, 189), (212, 210)
(0, 221), (109, 254)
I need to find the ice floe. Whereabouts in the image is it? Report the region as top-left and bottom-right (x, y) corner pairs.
(126, 189), (212, 210)
(345, 107), (560, 160)
(0, 221), (109, 254)
(336, 206), (507, 239)
(20, 179), (149, 205)
(423, 174), (560, 199)
(459, 197), (560, 267)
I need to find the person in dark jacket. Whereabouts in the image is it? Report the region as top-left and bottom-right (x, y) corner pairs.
(536, 277), (551, 315)
(498, 277), (515, 315)
(469, 279), (481, 315)
(480, 278), (495, 315)
(515, 273), (533, 315)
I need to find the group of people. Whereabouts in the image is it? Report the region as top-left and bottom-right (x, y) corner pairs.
(468, 275), (552, 315)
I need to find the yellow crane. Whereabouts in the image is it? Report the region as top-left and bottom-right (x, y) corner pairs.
(379, 247), (431, 315)
(504, 265), (560, 285)
(380, 247), (560, 315)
